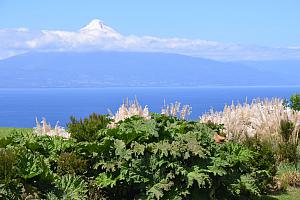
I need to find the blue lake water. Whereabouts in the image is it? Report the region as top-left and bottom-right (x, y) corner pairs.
(0, 87), (300, 128)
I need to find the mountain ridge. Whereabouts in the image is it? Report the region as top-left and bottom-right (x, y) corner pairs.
(0, 51), (298, 88)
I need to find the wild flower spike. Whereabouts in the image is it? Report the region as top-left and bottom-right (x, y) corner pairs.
(161, 101), (191, 119)
(200, 98), (300, 142)
(33, 117), (70, 139)
(108, 98), (151, 128)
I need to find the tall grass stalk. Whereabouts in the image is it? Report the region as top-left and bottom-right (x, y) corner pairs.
(108, 98), (150, 128)
(34, 117), (70, 138)
(200, 98), (300, 142)
(161, 100), (192, 120)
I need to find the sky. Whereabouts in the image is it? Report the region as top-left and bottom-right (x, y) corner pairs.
(0, 0), (300, 61)
(0, 0), (300, 47)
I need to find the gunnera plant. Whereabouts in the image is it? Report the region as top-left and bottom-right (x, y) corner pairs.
(0, 100), (280, 199)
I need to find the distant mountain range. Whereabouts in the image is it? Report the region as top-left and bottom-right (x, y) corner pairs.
(0, 51), (299, 88)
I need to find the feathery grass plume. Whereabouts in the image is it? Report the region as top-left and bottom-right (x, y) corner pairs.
(161, 100), (192, 120)
(34, 117), (70, 139)
(108, 98), (151, 128)
(200, 98), (300, 142)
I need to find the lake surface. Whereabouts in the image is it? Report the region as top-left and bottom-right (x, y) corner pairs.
(0, 87), (300, 128)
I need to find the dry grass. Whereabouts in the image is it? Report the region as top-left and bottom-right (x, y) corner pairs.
(108, 98), (151, 128)
(33, 117), (70, 138)
(108, 99), (192, 128)
(161, 100), (192, 120)
(200, 98), (300, 142)
(279, 172), (300, 188)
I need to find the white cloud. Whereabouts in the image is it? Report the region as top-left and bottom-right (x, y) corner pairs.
(1, 19), (300, 61)
(288, 46), (300, 50)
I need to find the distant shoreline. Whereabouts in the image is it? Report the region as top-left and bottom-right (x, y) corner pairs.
(0, 85), (300, 90)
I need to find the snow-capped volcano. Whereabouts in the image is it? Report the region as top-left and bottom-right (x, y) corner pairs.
(80, 19), (121, 38)
(1, 19), (300, 60)
(80, 19), (105, 31)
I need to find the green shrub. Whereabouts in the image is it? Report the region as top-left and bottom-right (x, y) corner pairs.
(67, 113), (110, 142)
(278, 143), (298, 163)
(290, 94), (300, 111)
(0, 148), (17, 183)
(243, 136), (277, 193)
(57, 152), (87, 175)
(0, 179), (22, 200)
(279, 120), (295, 143)
(0, 148), (23, 200)
(277, 120), (299, 164)
(0, 113), (277, 199)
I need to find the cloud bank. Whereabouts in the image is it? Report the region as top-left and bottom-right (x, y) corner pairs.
(1, 19), (300, 61)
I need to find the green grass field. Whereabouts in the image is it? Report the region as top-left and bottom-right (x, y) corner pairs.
(0, 127), (31, 138)
(261, 188), (300, 200)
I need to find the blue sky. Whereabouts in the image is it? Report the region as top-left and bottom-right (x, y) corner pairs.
(0, 0), (299, 46)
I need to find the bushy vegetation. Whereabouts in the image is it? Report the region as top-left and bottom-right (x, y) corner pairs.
(288, 94), (300, 111)
(3, 95), (300, 199)
(0, 112), (276, 199)
(68, 113), (110, 142)
(277, 163), (300, 189)
(202, 94), (300, 192)
(0, 127), (31, 138)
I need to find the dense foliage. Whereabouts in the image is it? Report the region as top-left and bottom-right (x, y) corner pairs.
(0, 113), (277, 199)
(67, 113), (110, 142)
(289, 94), (300, 111)
(242, 136), (277, 192)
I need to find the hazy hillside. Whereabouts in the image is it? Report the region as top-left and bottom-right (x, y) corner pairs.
(0, 51), (297, 88)
(240, 60), (300, 82)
